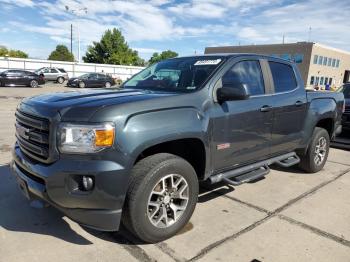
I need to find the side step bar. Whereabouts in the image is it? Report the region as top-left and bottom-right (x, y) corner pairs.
(210, 152), (300, 186)
(222, 165), (270, 186)
(275, 154), (300, 167)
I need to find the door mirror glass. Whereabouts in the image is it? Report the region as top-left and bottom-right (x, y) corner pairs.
(216, 84), (249, 103)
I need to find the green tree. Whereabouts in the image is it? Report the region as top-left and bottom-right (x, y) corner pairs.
(149, 50), (178, 64)
(83, 28), (143, 66)
(0, 46), (28, 58)
(48, 45), (74, 61)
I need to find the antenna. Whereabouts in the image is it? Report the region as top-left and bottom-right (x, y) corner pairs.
(308, 27), (312, 42)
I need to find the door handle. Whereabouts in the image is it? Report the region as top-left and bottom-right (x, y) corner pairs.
(260, 105), (272, 112)
(295, 101), (303, 107)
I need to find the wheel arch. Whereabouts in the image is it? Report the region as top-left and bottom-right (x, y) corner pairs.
(133, 137), (207, 181)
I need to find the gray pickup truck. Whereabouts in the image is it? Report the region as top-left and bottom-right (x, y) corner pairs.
(11, 54), (344, 243)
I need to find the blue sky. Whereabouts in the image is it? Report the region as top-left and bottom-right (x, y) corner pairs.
(0, 0), (349, 61)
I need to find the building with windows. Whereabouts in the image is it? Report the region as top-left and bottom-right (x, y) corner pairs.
(205, 42), (350, 89)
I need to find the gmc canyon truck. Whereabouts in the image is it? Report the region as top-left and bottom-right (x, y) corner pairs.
(11, 54), (344, 243)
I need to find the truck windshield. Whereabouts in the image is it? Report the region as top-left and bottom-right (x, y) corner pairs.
(123, 57), (224, 92)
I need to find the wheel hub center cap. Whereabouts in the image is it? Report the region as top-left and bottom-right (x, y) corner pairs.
(163, 195), (171, 204)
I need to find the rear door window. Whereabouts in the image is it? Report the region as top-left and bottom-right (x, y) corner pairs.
(222, 60), (265, 96)
(269, 62), (297, 93)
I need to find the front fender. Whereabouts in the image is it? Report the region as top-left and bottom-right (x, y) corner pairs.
(117, 107), (210, 168)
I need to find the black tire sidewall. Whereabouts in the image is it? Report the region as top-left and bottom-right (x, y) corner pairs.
(129, 157), (198, 242)
(306, 128), (330, 172)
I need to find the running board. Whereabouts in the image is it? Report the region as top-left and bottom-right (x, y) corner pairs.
(209, 152), (298, 186)
(222, 165), (270, 186)
(275, 154), (300, 167)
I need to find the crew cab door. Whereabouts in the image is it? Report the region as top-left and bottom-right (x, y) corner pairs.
(87, 73), (99, 87)
(211, 58), (274, 171)
(267, 60), (307, 155)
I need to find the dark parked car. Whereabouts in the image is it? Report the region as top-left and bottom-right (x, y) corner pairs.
(0, 70), (45, 88)
(339, 83), (350, 130)
(11, 54), (344, 243)
(67, 73), (114, 88)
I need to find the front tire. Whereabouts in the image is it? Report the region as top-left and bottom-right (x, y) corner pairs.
(299, 127), (330, 173)
(78, 81), (86, 88)
(30, 80), (38, 88)
(123, 153), (198, 243)
(105, 81), (111, 88)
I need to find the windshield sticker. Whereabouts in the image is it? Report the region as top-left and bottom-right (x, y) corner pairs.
(194, 59), (221, 66)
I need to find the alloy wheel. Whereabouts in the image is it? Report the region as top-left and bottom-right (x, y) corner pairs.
(147, 174), (189, 228)
(314, 136), (327, 165)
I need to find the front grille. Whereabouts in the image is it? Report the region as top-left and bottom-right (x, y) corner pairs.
(15, 110), (50, 162)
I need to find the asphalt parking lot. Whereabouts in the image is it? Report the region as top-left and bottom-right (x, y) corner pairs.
(0, 83), (350, 262)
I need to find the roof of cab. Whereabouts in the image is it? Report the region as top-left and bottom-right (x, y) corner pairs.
(168, 53), (294, 64)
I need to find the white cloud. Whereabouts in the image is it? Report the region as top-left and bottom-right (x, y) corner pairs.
(133, 47), (161, 53)
(0, 0), (35, 7)
(237, 0), (350, 49)
(4, 0), (350, 59)
(238, 27), (268, 42)
(50, 36), (71, 44)
(168, 1), (227, 18)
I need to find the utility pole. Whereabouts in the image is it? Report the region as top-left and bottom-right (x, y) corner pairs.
(282, 34), (285, 44)
(65, 5), (87, 63)
(70, 24), (73, 54)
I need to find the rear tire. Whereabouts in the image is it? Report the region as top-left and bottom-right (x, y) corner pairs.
(123, 153), (198, 243)
(105, 81), (111, 88)
(57, 77), (64, 84)
(30, 80), (38, 88)
(78, 81), (85, 88)
(299, 127), (330, 173)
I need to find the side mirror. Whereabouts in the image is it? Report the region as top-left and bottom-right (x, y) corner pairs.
(216, 84), (249, 103)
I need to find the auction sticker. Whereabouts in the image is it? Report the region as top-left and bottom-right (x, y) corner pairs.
(194, 59), (221, 66)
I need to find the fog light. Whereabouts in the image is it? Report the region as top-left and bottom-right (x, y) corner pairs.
(82, 176), (94, 191)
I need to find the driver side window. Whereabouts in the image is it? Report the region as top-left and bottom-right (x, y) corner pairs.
(222, 60), (265, 96)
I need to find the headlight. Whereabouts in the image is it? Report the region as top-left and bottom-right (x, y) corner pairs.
(58, 122), (115, 153)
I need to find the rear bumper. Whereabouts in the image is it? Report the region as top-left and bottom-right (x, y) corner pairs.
(11, 144), (129, 231)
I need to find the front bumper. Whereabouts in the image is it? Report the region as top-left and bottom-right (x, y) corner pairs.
(11, 144), (129, 231)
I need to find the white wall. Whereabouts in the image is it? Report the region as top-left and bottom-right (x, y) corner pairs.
(0, 57), (144, 80)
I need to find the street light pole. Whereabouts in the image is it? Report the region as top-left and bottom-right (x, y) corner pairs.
(70, 24), (73, 54)
(65, 5), (87, 63)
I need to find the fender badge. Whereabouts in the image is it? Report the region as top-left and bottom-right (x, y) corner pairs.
(217, 143), (230, 150)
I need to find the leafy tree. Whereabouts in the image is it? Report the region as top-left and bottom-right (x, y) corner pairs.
(0, 46), (28, 58)
(83, 28), (143, 66)
(149, 50), (178, 64)
(48, 45), (74, 61)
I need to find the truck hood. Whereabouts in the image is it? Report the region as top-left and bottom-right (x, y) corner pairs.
(20, 88), (177, 121)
